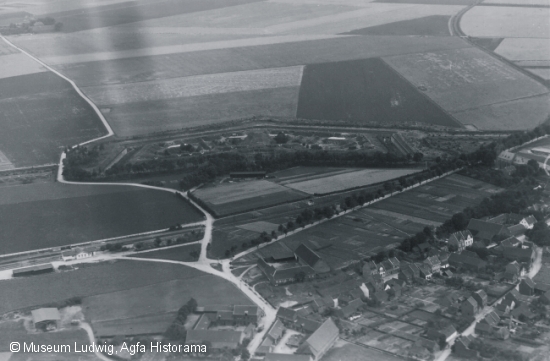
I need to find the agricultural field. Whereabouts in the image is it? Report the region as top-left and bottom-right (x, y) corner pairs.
(383, 47), (550, 130)
(225, 173), (500, 265)
(284, 168), (420, 195)
(130, 243), (202, 262)
(343, 15), (451, 36)
(192, 180), (309, 217)
(0, 69), (106, 166)
(297, 58), (460, 127)
(0, 182), (203, 254)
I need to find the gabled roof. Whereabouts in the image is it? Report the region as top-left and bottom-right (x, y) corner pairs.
(234, 305), (260, 316)
(186, 330), (242, 345)
(521, 278), (535, 288)
(506, 289), (521, 302)
(267, 320), (285, 340)
(474, 290), (488, 302)
(507, 224), (527, 236)
(264, 354), (312, 361)
(507, 261), (521, 274)
(524, 215), (537, 226)
(381, 260), (394, 272)
(441, 325), (457, 339)
(456, 335), (474, 349)
(298, 318), (339, 358)
(501, 237), (521, 248)
(295, 244), (321, 268)
(31, 308), (60, 323)
(388, 257), (400, 268)
(418, 264), (432, 275)
(464, 297), (478, 309)
(277, 307), (298, 322)
(467, 219), (509, 240)
(296, 316), (322, 333)
(425, 256), (440, 267)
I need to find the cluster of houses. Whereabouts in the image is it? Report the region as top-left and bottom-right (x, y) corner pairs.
(184, 305), (262, 351)
(257, 310), (339, 361)
(257, 243), (331, 285)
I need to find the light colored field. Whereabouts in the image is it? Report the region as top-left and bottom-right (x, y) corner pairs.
(267, 3), (463, 34)
(495, 38), (550, 61)
(82, 66), (303, 105)
(271, 0), (377, 6)
(482, 0), (550, 5)
(527, 68), (550, 80)
(383, 47), (549, 112)
(127, 1), (358, 29)
(105, 86), (300, 137)
(194, 180), (292, 205)
(515, 60), (550, 67)
(0, 40), (17, 56)
(0, 53), (46, 79)
(39, 34), (342, 65)
(366, 208), (442, 226)
(12, 30), (264, 57)
(461, 6), (550, 38)
(237, 221), (280, 233)
(451, 93), (550, 131)
(285, 168), (419, 194)
(0, 150), (14, 171)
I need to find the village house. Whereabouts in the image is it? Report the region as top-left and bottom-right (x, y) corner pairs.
(257, 258), (315, 286)
(185, 330), (243, 350)
(31, 308), (60, 331)
(506, 261), (523, 277)
(423, 255), (441, 275)
(502, 245), (535, 265)
(61, 245), (100, 261)
(296, 318), (339, 361)
(264, 354), (312, 361)
(295, 244), (331, 274)
(427, 325), (457, 344)
(475, 311), (501, 336)
(461, 297), (478, 318)
(534, 282), (550, 295)
(495, 299), (514, 317)
(399, 263), (420, 284)
(505, 289), (522, 305)
(472, 290), (488, 309)
(335, 298), (364, 319)
(198, 304), (261, 326)
(438, 251), (450, 269)
(447, 230), (473, 252)
(453, 335), (478, 359)
(507, 224), (527, 238)
(519, 278), (535, 296)
(541, 290), (550, 304)
(266, 319), (285, 344)
(448, 252), (487, 272)
(418, 264), (433, 280)
(467, 219), (510, 242)
(511, 303), (536, 321)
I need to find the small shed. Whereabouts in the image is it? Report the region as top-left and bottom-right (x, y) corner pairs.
(32, 308), (61, 331)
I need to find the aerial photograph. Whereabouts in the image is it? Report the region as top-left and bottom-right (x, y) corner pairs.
(0, 0), (549, 360)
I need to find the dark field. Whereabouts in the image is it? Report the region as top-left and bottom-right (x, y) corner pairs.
(103, 86), (299, 136)
(0, 260), (205, 314)
(344, 15), (451, 36)
(470, 37), (505, 51)
(296, 58), (459, 127)
(43, 0), (261, 33)
(85, 273), (253, 336)
(130, 243), (201, 262)
(57, 36), (468, 87)
(0, 72), (106, 166)
(0, 183), (204, 254)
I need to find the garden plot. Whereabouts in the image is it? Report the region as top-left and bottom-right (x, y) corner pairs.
(284, 168), (420, 195)
(460, 6), (550, 38)
(82, 66), (303, 105)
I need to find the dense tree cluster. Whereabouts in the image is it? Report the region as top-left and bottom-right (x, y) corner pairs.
(164, 298), (197, 341)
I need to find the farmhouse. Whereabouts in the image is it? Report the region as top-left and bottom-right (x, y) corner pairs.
(447, 230), (473, 252)
(296, 318), (339, 361)
(32, 308), (60, 331)
(418, 264), (433, 280)
(295, 244), (330, 274)
(427, 325), (457, 344)
(336, 298), (364, 319)
(467, 219), (510, 241)
(257, 258), (315, 286)
(519, 278), (535, 296)
(461, 297), (478, 318)
(185, 330), (243, 350)
(264, 354), (312, 361)
(454, 335), (478, 359)
(423, 255), (441, 274)
(266, 319), (285, 344)
(472, 290), (488, 308)
(475, 311), (501, 336)
(502, 246), (535, 264)
(62, 245), (100, 261)
(448, 252), (487, 271)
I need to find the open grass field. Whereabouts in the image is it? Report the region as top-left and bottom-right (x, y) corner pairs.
(105, 86), (300, 136)
(343, 14), (451, 36)
(193, 179), (308, 216)
(270, 166), (360, 184)
(130, 1), (358, 29)
(40, 0), (262, 33)
(83, 66), (304, 105)
(0, 70), (106, 166)
(451, 93), (550, 131)
(377, 0), (475, 4)
(0, 182), (203, 254)
(297, 58), (459, 127)
(0, 53), (46, 79)
(284, 168), (420, 195)
(0, 260), (205, 314)
(54, 36), (467, 87)
(527, 68), (550, 81)
(461, 6), (550, 38)
(495, 38), (550, 61)
(130, 243), (201, 262)
(482, 0), (550, 4)
(384, 47), (549, 112)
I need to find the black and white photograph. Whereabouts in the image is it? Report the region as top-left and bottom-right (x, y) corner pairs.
(0, 0), (549, 360)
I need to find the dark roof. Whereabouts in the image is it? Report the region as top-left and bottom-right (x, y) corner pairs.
(264, 354), (312, 361)
(521, 278), (535, 288)
(296, 316), (322, 333)
(449, 253), (487, 269)
(464, 297), (477, 309)
(234, 305), (260, 316)
(186, 330), (242, 345)
(267, 320), (285, 340)
(441, 325), (457, 339)
(508, 224), (527, 236)
(277, 307), (298, 322)
(295, 243), (321, 268)
(474, 290), (488, 302)
(504, 247), (535, 262)
(468, 219), (509, 239)
(535, 283), (550, 292)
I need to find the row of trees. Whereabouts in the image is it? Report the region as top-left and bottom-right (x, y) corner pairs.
(164, 298), (198, 341)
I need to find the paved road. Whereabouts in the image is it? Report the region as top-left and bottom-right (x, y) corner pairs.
(528, 246), (543, 279)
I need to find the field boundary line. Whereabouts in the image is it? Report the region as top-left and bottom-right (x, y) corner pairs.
(0, 35), (115, 142)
